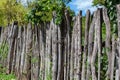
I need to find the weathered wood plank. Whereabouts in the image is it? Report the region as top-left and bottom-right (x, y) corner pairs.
(81, 10), (90, 80)
(25, 23), (33, 80)
(91, 10), (98, 80)
(7, 22), (18, 74)
(20, 25), (27, 80)
(110, 35), (116, 80)
(76, 10), (82, 80)
(116, 4), (120, 79)
(96, 8), (102, 80)
(52, 17), (58, 80)
(31, 25), (40, 80)
(86, 11), (97, 80)
(102, 8), (112, 80)
(70, 17), (76, 80)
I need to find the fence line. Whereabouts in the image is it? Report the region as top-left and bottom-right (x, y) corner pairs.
(0, 4), (120, 80)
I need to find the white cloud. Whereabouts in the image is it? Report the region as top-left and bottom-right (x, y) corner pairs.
(21, 0), (27, 4)
(70, 0), (98, 14)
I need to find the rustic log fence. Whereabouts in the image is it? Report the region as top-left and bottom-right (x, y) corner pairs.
(0, 4), (120, 80)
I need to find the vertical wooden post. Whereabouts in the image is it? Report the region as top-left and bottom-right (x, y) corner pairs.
(57, 25), (61, 80)
(116, 4), (120, 80)
(91, 10), (99, 80)
(39, 23), (46, 80)
(45, 23), (52, 80)
(102, 8), (111, 80)
(41, 24), (46, 80)
(52, 17), (58, 80)
(70, 16), (76, 80)
(0, 27), (3, 44)
(96, 8), (102, 80)
(15, 27), (23, 79)
(110, 35), (116, 80)
(11, 36), (17, 72)
(7, 22), (18, 74)
(76, 10), (82, 80)
(26, 23), (32, 80)
(39, 24), (43, 80)
(81, 10), (90, 80)
(0, 27), (2, 41)
(116, 4), (120, 37)
(45, 24), (49, 80)
(115, 39), (119, 80)
(86, 11), (97, 80)
(31, 25), (40, 80)
(62, 9), (70, 80)
(20, 25), (27, 80)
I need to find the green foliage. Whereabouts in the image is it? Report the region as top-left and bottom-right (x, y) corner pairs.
(0, 0), (28, 26)
(31, 57), (38, 63)
(0, 64), (6, 74)
(94, 47), (108, 80)
(0, 41), (9, 61)
(0, 33), (15, 80)
(46, 69), (52, 80)
(92, 0), (105, 6)
(0, 73), (16, 80)
(0, 74), (16, 80)
(0, 0), (74, 25)
(93, 0), (120, 34)
(82, 16), (86, 45)
(26, 0), (61, 24)
(100, 48), (108, 80)
(102, 23), (106, 40)
(57, 0), (71, 4)
(0, 64), (16, 80)
(26, 0), (74, 25)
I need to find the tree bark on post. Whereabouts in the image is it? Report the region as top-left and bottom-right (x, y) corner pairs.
(15, 26), (23, 79)
(96, 9), (102, 80)
(57, 25), (61, 80)
(63, 10), (71, 80)
(102, 8), (111, 80)
(31, 25), (40, 80)
(70, 17), (76, 80)
(45, 23), (52, 80)
(76, 10), (82, 80)
(91, 10), (98, 80)
(86, 11), (97, 80)
(41, 24), (46, 80)
(7, 22), (18, 74)
(45, 24), (49, 80)
(25, 23), (33, 80)
(52, 16), (58, 80)
(0, 27), (3, 44)
(11, 37), (17, 73)
(20, 25), (27, 80)
(39, 23), (46, 80)
(66, 11), (71, 80)
(116, 39), (120, 80)
(116, 4), (120, 79)
(39, 24), (43, 80)
(110, 35), (116, 80)
(74, 26), (77, 80)
(81, 10), (90, 80)
(0, 27), (2, 43)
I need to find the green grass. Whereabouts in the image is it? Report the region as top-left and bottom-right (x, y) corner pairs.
(0, 39), (16, 80)
(0, 68), (16, 80)
(0, 73), (16, 80)
(0, 64), (16, 80)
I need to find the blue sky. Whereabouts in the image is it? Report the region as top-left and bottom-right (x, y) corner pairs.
(22, 0), (98, 16)
(67, 0), (98, 16)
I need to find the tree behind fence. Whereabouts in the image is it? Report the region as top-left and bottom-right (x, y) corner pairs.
(0, 4), (120, 80)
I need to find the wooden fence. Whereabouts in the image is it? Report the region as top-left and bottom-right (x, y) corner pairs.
(0, 4), (120, 80)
